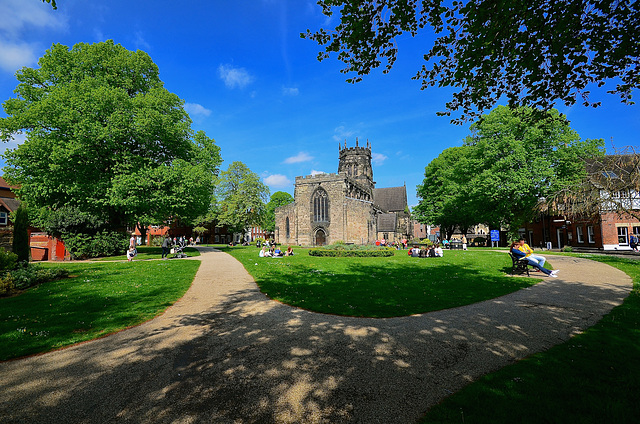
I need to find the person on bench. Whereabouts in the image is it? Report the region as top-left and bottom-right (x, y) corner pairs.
(517, 238), (547, 269)
(510, 240), (559, 277)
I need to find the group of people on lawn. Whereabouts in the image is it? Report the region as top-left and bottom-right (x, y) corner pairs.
(510, 238), (559, 277)
(259, 245), (294, 257)
(409, 244), (444, 258)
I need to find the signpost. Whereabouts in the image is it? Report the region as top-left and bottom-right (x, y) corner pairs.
(490, 230), (500, 248)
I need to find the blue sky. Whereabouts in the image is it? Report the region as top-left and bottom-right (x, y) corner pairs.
(1, 0), (638, 207)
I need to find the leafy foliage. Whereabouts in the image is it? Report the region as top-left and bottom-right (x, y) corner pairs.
(62, 230), (129, 260)
(262, 191), (294, 232)
(215, 161), (270, 234)
(12, 204), (30, 263)
(415, 106), (604, 234)
(309, 247), (395, 257)
(303, 1), (640, 123)
(3, 265), (69, 291)
(41, 0), (57, 9)
(0, 248), (18, 272)
(0, 41), (220, 232)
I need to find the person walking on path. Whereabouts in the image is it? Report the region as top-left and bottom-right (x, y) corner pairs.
(161, 235), (171, 259)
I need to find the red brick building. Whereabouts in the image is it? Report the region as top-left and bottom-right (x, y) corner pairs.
(519, 211), (638, 251)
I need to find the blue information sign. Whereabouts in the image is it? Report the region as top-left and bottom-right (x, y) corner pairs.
(490, 230), (500, 242)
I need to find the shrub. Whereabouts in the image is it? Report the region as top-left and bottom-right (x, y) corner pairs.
(562, 246), (573, 252)
(12, 204), (30, 263)
(309, 245), (395, 257)
(63, 230), (129, 259)
(420, 238), (434, 246)
(0, 277), (15, 296)
(8, 265), (69, 290)
(0, 264), (69, 295)
(0, 248), (18, 272)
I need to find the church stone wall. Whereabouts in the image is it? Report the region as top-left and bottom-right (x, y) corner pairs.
(275, 171), (378, 246)
(274, 140), (408, 247)
(274, 202), (296, 245)
(343, 197), (377, 245)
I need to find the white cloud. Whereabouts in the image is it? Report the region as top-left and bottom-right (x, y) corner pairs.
(264, 174), (291, 188)
(332, 125), (357, 142)
(310, 170), (326, 176)
(0, 132), (26, 157)
(282, 86), (299, 96)
(218, 64), (254, 89)
(184, 102), (212, 118)
(0, 40), (37, 73)
(134, 31), (151, 51)
(372, 152), (388, 165)
(0, 0), (66, 74)
(283, 152), (313, 164)
(0, 0), (65, 36)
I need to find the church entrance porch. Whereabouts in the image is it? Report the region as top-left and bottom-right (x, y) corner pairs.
(315, 229), (326, 246)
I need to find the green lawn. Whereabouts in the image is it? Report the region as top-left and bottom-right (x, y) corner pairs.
(224, 246), (540, 317)
(0, 259), (200, 361)
(421, 254), (640, 423)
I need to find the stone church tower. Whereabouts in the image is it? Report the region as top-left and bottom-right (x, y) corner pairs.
(275, 140), (410, 246)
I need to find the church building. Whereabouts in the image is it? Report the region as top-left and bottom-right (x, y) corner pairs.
(274, 140), (411, 246)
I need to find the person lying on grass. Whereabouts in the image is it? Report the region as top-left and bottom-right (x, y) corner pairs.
(510, 240), (559, 277)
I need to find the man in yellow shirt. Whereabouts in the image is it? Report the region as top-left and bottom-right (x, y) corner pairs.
(517, 238), (549, 270)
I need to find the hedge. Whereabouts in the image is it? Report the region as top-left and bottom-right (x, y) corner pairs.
(308, 248), (395, 257)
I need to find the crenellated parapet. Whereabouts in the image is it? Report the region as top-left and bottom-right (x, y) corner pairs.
(296, 173), (339, 182)
(338, 138), (373, 187)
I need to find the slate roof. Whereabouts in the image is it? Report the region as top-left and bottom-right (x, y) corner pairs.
(373, 186), (407, 212)
(377, 213), (397, 232)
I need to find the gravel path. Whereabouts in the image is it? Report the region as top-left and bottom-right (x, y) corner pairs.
(0, 248), (632, 423)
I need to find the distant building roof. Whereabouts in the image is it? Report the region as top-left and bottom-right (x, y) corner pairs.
(377, 213), (397, 232)
(373, 186), (407, 212)
(0, 197), (20, 213)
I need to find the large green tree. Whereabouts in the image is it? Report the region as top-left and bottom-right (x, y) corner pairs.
(303, 0), (640, 123)
(216, 161), (270, 235)
(416, 106), (604, 234)
(0, 41), (221, 235)
(413, 146), (476, 238)
(262, 191), (294, 232)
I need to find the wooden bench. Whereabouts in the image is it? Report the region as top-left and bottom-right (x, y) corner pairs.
(509, 252), (532, 276)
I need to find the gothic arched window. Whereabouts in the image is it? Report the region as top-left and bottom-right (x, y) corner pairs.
(285, 217), (290, 238)
(313, 189), (329, 222)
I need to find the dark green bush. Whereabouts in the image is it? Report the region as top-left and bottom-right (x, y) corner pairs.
(0, 263), (69, 295)
(309, 248), (395, 257)
(0, 248), (18, 272)
(62, 230), (129, 259)
(12, 204), (30, 263)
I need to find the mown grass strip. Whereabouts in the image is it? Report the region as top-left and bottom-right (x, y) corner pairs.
(0, 259), (200, 361)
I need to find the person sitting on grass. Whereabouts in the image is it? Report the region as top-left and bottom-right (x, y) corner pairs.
(285, 246), (294, 256)
(510, 241), (559, 277)
(434, 244), (443, 257)
(127, 246), (137, 262)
